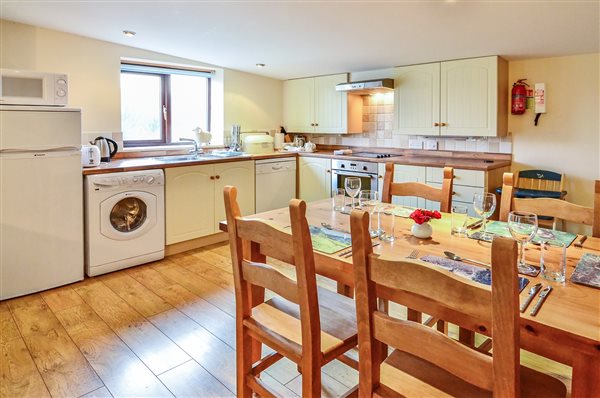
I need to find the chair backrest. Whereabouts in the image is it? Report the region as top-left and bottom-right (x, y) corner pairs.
(516, 169), (564, 193)
(381, 163), (454, 213)
(350, 209), (520, 396)
(499, 173), (600, 237)
(223, 185), (321, 365)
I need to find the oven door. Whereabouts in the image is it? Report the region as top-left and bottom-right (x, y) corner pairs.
(331, 170), (378, 195)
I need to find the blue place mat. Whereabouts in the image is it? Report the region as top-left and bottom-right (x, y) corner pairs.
(571, 253), (600, 289)
(421, 255), (529, 292)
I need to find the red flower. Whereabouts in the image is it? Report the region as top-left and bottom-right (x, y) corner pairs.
(409, 209), (442, 225)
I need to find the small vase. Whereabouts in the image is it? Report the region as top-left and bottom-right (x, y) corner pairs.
(411, 222), (432, 239)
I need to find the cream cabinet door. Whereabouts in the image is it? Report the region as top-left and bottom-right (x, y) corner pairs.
(165, 164), (215, 244)
(440, 56), (498, 137)
(299, 157), (331, 202)
(214, 161), (255, 229)
(394, 63), (440, 136)
(314, 73), (348, 134)
(283, 78), (315, 133)
(392, 165), (426, 208)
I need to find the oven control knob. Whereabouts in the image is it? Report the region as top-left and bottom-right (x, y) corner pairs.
(363, 166), (368, 171)
(57, 89), (66, 97)
(341, 164), (345, 168)
(147, 176), (155, 184)
(133, 177), (138, 183)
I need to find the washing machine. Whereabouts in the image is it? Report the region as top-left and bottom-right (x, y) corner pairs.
(85, 169), (165, 276)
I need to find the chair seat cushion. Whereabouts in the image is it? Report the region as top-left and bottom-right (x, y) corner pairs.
(378, 349), (567, 398)
(251, 287), (357, 356)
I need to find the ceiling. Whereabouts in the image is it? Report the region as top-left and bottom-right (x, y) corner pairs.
(2, 0), (599, 80)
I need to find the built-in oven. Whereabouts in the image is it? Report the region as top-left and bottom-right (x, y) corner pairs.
(331, 159), (379, 195)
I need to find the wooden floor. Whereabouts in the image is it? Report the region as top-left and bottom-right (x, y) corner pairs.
(1, 242), (572, 397)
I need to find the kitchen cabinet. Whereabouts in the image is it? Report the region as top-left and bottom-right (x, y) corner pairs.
(393, 56), (507, 137)
(283, 73), (351, 134)
(165, 160), (254, 244)
(299, 157), (331, 202)
(390, 164), (427, 208)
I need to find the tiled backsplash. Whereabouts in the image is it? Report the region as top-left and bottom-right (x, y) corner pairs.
(307, 93), (512, 154)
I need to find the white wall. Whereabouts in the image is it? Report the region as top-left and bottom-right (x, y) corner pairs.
(0, 19), (283, 142)
(508, 53), (599, 233)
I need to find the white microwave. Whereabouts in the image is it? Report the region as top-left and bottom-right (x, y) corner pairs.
(0, 69), (68, 106)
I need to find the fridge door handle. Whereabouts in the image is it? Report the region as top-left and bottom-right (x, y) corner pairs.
(0, 146), (81, 154)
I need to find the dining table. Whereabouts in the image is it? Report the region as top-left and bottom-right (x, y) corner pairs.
(219, 198), (600, 397)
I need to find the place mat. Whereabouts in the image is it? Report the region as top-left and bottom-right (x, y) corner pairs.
(385, 205), (414, 218)
(308, 225), (352, 254)
(420, 255), (530, 292)
(475, 221), (577, 247)
(571, 253), (600, 289)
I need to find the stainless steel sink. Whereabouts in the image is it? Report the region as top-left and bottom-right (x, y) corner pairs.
(153, 155), (205, 162)
(203, 151), (246, 158)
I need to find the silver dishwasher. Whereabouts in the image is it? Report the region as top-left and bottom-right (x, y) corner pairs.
(255, 157), (297, 213)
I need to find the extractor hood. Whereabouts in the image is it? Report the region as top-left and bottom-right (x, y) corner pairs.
(335, 78), (394, 95)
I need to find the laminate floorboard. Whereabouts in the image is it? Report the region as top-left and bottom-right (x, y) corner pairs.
(0, 242), (572, 397)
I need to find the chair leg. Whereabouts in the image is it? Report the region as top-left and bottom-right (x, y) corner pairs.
(237, 325), (254, 398)
(459, 327), (475, 347)
(301, 357), (321, 397)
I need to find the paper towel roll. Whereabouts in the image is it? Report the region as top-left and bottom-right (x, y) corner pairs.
(274, 132), (284, 149)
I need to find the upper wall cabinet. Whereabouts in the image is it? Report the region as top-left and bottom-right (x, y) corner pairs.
(394, 56), (508, 137)
(284, 73), (353, 134)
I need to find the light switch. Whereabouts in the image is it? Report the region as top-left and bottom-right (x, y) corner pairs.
(424, 139), (438, 150)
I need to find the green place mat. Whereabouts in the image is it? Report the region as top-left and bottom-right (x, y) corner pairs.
(309, 225), (352, 254)
(386, 205), (414, 218)
(484, 221), (577, 247)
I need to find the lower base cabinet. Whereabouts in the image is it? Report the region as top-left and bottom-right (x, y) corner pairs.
(165, 160), (255, 244)
(299, 157), (331, 202)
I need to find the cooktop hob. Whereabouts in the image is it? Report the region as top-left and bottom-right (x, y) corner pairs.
(350, 152), (402, 159)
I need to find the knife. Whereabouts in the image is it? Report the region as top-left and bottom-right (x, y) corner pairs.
(575, 235), (588, 248)
(530, 285), (553, 316)
(520, 282), (542, 313)
(466, 219), (483, 230)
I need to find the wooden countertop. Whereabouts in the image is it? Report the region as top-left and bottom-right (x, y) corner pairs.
(82, 149), (510, 175)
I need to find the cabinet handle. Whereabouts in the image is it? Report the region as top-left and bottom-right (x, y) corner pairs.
(215, 175), (220, 180)
(326, 170), (331, 173)
(310, 123), (315, 126)
(210, 176), (215, 180)
(378, 175), (383, 179)
(315, 123), (319, 127)
(452, 191), (457, 195)
(440, 122), (447, 127)
(434, 122), (440, 127)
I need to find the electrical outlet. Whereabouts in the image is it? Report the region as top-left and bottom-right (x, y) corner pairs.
(408, 139), (423, 149)
(424, 139), (438, 150)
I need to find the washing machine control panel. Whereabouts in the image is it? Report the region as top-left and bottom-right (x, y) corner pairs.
(90, 170), (164, 189)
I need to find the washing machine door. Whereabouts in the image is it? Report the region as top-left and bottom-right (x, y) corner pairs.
(100, 191), (157, 240)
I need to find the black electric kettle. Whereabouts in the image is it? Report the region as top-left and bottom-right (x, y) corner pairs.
(90, 136), (118, 162)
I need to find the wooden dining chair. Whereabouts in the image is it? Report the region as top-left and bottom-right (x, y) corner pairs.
(381, 163), (454, 213)
(224, 186), (358, 398)
(349, 209), (567, 398)
(499, 172), (600, 237)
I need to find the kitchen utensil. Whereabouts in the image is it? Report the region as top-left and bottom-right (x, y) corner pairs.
(339, 242), (380, 258)
(230, 124), (242, 151)
(443, 251), (490, 268)
(466, 219), (483, 230)
(90, 136), (118, 162)
(574, 235), (588, 248)
(293, 135), (305, 148)
(406, 249), (420, 259)
(520, 282), (542, 313)
(81, 144), (101, 167)
(530, 285), (553, 316)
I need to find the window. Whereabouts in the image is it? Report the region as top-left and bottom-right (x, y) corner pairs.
(120, 63), (211, 147)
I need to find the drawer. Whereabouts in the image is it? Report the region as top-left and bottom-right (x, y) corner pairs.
(426, 167), (485, 188)
(428, 182), (485, 204)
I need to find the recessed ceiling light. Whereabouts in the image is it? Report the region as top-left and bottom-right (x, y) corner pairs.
(123, 30), (136, 37)
(256, 63), (266, 68)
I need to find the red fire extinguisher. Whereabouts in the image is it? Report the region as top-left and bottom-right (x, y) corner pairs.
(511, 79), (529, 115)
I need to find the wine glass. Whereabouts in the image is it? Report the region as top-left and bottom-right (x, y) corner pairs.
(344, 177), (361, 210)
(359, 190), (379, 237)
(473, 193), (497, 240)
(507, 211), (539, 274)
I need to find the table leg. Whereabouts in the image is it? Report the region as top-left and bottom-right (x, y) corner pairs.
(571, 351), (600, 398)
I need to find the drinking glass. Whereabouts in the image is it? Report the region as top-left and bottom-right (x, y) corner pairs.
(451, 204), (469, 237)
(541, 241), (567, 283)
(359, 190), (379, 234)
(507, 211), (539, 274)
(332, 188), (346, 211)
(380, 211), (395, 242)
(473, 193), (497, 240)
(344, 177), (361, 210)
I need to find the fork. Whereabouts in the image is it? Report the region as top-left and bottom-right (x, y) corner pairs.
(406, 249), (420, 259)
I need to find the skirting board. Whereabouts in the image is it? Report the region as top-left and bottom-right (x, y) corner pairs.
(165, 232), (229, 256)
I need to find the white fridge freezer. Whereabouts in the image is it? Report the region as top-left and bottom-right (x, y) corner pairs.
(0, 106), (84, 299)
